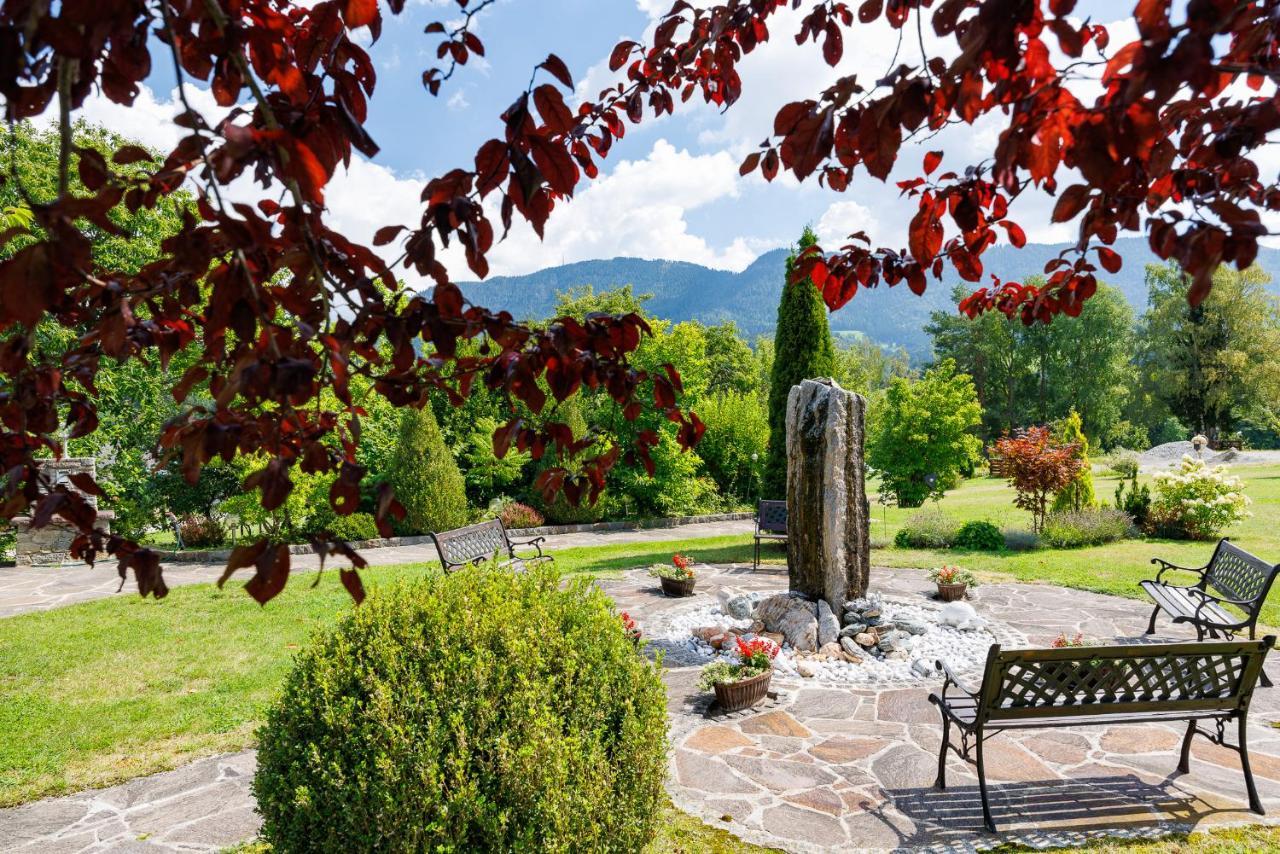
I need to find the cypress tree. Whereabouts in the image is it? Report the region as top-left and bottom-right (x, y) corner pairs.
(763, 227), (836, 498)
(1051, 409), (1097, 512)
(387, 404), (470, 534)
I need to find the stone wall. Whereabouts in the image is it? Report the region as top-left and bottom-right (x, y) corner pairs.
(14, 458), (111, 566)
(784, 378), (870, 611)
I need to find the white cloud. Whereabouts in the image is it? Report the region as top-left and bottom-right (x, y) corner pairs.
(816, 200), (884, 248)
(484, 138), (756, 275)
(446, 89), (470, 111)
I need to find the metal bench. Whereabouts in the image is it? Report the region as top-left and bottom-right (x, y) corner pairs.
(930, 637), (1274, 832)
(429, 518), (552, 574)
(753, 499), (787, 570)
(1143, 538), (1279, 687)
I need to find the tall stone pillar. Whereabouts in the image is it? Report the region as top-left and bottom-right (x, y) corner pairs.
(785, 378), (870, 611)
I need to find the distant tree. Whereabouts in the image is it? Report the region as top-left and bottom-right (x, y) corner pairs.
(386, 407), (469, 535)
(695, 391), (769, 502)
(992, 427), (1084, 533)
(1050, 410), (1096, 513)
(832, 338), (911, 397)
(867, 360), (982, 508)
(764, 227), (835, 498)
(928, 281), (1134, 444)
(1137, 264), (1280, 444)
(704, 321), (757, 396)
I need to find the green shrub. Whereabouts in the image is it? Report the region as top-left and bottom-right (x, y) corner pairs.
(177, 514), (225, 548)
(326, 512), (380, 541)
(1106, 449), (1140, 479)
(696, 390), (768, 501)
(1113, 474), (1151, 528)
(386, 406), (469, 535)
(1041, 509), (1133, 548)
(893, 507), (959, 549)
(497, 500), (544, 530)
(953, 520), (1004, 551)
(254, 565), (668, 853)
(1149, 457), (1250, 539)
(1050, 410), (1097, 513)
(1001, 528), (1040, 551)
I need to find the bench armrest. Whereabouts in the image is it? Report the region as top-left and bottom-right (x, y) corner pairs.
(1152, 557), (1208, 583)
(508, 536), (546, 558)
(1191, 587), (1257, 609)
(936, 659), (980, 699)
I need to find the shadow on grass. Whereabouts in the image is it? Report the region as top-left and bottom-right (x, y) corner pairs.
(558, 539), (788, 576)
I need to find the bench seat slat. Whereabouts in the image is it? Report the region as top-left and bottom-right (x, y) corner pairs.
(934, 692), (1244, 729)
(1139, 580), (1237, 625)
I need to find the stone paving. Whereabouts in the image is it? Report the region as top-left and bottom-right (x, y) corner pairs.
(0, 518), (752, 618)
(5, 562), (1280, 852)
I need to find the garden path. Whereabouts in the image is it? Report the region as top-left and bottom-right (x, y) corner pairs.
(5, 565), (1280, 852)
(0, 518), (752, 618)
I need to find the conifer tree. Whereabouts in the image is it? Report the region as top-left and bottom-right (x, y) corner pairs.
(387, 405), (470, 534)
(764, 227), (836, 498)
(1051, 409), (1097, 513)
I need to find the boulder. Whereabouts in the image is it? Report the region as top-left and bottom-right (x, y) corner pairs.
(816, 600), (839, 647)
(939, 601), (980, 630)
(785, 378), (871, 611)
(840, 622), (867, 638)
(757, 593), (819, 652)
(854, 632), (878, 648)
(762, 631), (786, 646)
(692, 625), (727, 643)
(895, 618), (930, 636)
(818, 641), (845, 659)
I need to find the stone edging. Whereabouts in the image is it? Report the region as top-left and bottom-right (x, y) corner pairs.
(152, 511), (753, 563)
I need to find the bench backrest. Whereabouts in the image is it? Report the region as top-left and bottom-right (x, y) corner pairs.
(430, 519), (511, 571)
(1205, 539), (1279, 609)
(757, 500), (787, 534)
(976, 637), (1274, 725)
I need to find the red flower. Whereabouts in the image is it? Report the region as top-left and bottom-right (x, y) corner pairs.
(736, 636), (778, 668)
(620, 611), (641, 642)
(672, 553), (692, 571)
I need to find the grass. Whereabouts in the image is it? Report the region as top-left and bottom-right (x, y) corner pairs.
(870, 463), (1280, 628)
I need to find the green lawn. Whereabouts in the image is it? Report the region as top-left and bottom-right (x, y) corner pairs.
(868, 463), (1280, 628)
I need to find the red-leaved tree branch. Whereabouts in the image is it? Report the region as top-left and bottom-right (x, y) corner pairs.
(0, 0), (1273, 603)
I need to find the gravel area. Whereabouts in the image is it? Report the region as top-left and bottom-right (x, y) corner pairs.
(1139, 441), (1280, 470)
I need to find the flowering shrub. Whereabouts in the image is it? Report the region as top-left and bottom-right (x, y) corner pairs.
(1041, 509), (1133, 548)
(697, 637), (778, 690)
(1149, 456), (1250, 540)
(498, 501), (544, 530)
(177, 514), (226, 549)
(928, 564), (977, 587)
(649, 554), (696, 581)
(620, 611), (642, 644)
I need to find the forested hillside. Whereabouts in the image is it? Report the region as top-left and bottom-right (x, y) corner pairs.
(457, 239), (1280, 358)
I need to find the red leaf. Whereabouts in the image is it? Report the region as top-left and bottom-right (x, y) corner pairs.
(533, 84), (575, 136)
(609, 41), (636, 72)
(1051, 185), (1090, 223)
(373, 225), (406, 246)
(1096, 246), (1123, 274)
(538, 54), (573, 88)
(923, 150), (943, 175)
(528, 135), (579, 195)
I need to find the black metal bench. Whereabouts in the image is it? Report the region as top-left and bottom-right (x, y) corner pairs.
(1143, 538), (1279, 687)
(429, 518), (552, 574)
(930, 637), (1274, 832)
(753, 499), (787, 570)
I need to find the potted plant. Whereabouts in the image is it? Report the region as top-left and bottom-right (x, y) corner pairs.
(929, 564), (977, 601)
(649, 553), (696, 597)
(699, 637), (778, 711)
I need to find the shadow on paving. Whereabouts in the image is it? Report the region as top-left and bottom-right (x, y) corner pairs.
(885, 775), (1222, 844)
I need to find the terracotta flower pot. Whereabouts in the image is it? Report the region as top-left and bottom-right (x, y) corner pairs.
(660, 575), (696, 597)
(713, 669), (772, 712)
(936, 582), (968, 602)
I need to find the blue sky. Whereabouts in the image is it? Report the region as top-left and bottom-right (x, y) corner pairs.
(70, 0), (1154, 287)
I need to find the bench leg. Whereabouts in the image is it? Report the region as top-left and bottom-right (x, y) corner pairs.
(934, 713), (950, 790)
(976, 733), (996, 832)
(1145, 604), (1160, 635)
(1240, 716), (1265, 815)
(1249, 626), (1273, 687)
(1178, 720), (1195, 774)
(753, 538), (759, 571)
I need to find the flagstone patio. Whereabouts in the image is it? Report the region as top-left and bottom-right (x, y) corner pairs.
(601, 564), (1280, 853)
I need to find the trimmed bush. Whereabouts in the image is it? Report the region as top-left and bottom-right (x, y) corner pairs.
(386, 405), (469, 535)
(177, 514), (224, 548)
(1001, 528), (1040, 551)
(1041, 509), (1133, 548)
(893, 507), (959, 549)
(254, 565), (668, 853)
(953, 520), (1004, 551)
(1106, 449), (1140, 479)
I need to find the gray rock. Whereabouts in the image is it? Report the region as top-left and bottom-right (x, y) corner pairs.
(816, 600), (839, 647)
(839, 622), (867, 638)
(854, 632), (878, 648)
(756, 593), (819, 652)
(911, 659), (936, 678)
(840, 636), (867, 659)
(785, 378), (870, 611)
(880, 630), (909, 652)
(725, 594), (756, 620)
(895, 618), (930, 636)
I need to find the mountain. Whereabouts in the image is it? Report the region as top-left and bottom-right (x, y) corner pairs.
(457, 238), (1280, 359)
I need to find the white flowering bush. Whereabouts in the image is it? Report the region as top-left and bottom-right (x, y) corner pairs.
(1149, 455), (1250, 539)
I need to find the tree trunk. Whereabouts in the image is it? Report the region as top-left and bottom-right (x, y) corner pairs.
(785, 378), (871, 611)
